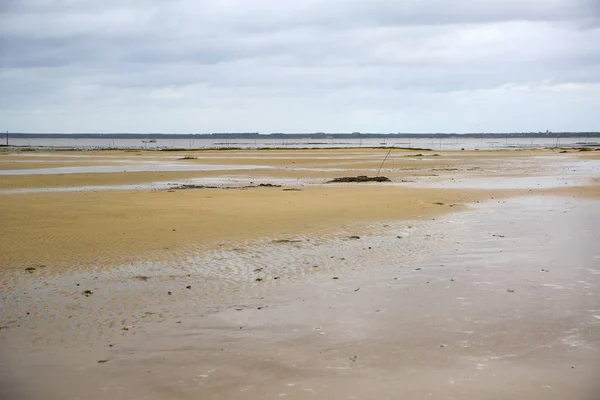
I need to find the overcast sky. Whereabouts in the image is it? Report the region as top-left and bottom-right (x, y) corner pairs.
(1, 0), (599, 133)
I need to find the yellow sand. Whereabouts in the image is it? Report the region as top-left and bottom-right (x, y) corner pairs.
(0, 148), (598, 270)
(0, 186), (500, 270)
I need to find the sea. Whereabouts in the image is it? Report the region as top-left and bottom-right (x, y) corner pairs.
(5, 136), (599, 151)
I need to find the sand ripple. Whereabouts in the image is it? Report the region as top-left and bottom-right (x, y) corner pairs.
(0, 218), (453, 348)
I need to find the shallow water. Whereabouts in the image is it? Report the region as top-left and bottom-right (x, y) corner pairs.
(400, 158), (600, 190)
(6, 136), (600, 150)
(0, 162), (269, 175)
(2, 153), (597, 194)
(404, 175), (591, 189)
(0, 176), (313, 194)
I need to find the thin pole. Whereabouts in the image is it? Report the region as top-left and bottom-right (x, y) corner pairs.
(376, 148), (393, 176)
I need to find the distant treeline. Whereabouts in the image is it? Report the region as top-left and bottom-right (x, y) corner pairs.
(4, 132), (600, 139)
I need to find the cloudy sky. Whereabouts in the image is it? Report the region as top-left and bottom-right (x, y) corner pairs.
(1, 0), (599, 133)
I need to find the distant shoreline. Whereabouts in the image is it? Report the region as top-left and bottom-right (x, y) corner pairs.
(4, 132), (600, 139)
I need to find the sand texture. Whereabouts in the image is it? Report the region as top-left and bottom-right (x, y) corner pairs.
(1, 148), (599, 400)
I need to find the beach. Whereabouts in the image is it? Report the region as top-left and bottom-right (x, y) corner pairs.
(1, 148), (599, 399)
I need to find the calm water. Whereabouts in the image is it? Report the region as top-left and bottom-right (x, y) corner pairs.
(6, 137), (599, 150)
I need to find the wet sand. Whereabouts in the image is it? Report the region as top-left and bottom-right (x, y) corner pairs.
(0, 148), (599, 399)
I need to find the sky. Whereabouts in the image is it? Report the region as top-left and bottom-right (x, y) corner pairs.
(1, 0), (599, 133)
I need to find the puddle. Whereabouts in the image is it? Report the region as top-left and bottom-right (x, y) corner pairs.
(0, 176), (312, 194)
(0, 183), (171, 194)
(402, 175), (590, 189)
(400, 159), (600, 189)
(0, 162), (270, 175)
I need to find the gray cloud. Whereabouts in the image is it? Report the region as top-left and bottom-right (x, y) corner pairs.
(1, 0), (599, 132)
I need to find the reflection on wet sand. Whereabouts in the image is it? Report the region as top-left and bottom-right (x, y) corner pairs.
(1, 196), (599, 400)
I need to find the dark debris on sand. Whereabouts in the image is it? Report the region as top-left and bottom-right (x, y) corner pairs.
(327, 176), (391, 183)
(172, 183), (282, 190)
